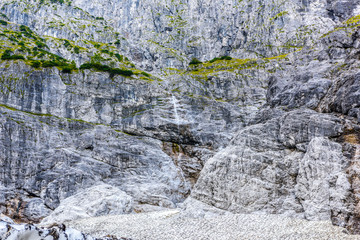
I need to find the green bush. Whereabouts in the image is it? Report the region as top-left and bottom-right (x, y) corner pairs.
(61, 66), (73, 73)
(115, 53), (123, 62)
(109, 68), (133, 76)
(209, 56), (232, 63)
(41, 60), (65, 67)
(95, 17), (104, 20)
(19, 25), (28, 32)
(114, 40), (121, 45)
(80, 62), (110, 71)
(1, 50), (25, 60)
(0, 14), (8, 20)
(36, 41), (47, 49)
(64, 39), (71, 48)
(30, 61), (41, 68)
(141, 71), (150, 77)
(8, 36), (18, 42)
(50, 0), (64, 4)
(0, 20), (7, 26)
(74, 46), (80, 54)
(189, 58), (202, 65)
(19, 25), (36, 39)
(80, 62), (133, 77)
(209, 57), (220, 63)
(220, 56), (232, 60)
(79, 63), (92, 69)
(1, 54), (25, 60)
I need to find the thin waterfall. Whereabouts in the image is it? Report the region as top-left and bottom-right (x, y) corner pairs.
(171, 95), (181, 126)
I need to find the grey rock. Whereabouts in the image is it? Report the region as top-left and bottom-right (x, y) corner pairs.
(1, 0), (360, 235)
(191, 110), (347, 220)
(295, 137), (351, 221)
(41, 184), (133, 226)
(0, 218), (123, 240)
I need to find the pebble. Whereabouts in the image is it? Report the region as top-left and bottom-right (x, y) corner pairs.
(68, 210), (360, 240)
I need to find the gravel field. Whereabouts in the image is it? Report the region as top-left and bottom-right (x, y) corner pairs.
(67, 210), (360, 240)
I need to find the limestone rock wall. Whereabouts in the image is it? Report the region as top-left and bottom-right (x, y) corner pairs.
(1, 0), (360, 235)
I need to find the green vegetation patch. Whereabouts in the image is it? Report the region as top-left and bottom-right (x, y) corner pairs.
(50, 0), (65, 4)
(80, 62), (133, 77)
(189, 58), (202, 65)
(209, 56), (232, 63)
(1, 50), (25, 60)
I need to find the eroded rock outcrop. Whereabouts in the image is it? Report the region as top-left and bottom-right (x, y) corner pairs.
(40, 184), (133, 226)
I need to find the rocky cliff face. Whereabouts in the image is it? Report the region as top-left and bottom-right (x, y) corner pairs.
(1, 0), (360, 236)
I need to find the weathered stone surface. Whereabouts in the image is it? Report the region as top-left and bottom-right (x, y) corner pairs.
(191, 110), (348, 219)
(1, 0), (360, 235)
(41, 184), (133, 226)
(0, 106), (188, 219)
(0, 217), (124, 240)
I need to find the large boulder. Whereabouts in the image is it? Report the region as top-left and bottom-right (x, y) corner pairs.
(41, 184), (133, 225)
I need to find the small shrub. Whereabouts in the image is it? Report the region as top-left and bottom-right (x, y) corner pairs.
(20, 25), (30, 32)
(1, 54), (25, 60)
(220, 56), (232, 60)
(9, 36), (18, 42)
(115, 53), (123, 62)
(141, 71), (150, 77)
(80, 62), (110, 71)
(36, 41), (47, 49)
(80, 62), (133, 77)
(109, 68), (133, 76)
(41, 60), (65, 67)
(189, 58), (202, 65)
(74, 46), (80, 54)
(61, 66), (72, 73)
(1, 49), (25, 60)
(30, 61), (41, 68)
(0, 14), (8, 20)
(64, 39), (71, 48)
(114, 40), (121, 45)
(209, 57), (220, 63)
(79, 63), (92, 69)
(97, 64), (111, 72)
(19, 25), (35, 39)
(209, 56), (232, 63)
(50, 0), (64, 4)
(101, 49), (109, 54)
(0, 20), (7, 26)
(95, 17), (104, 20)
